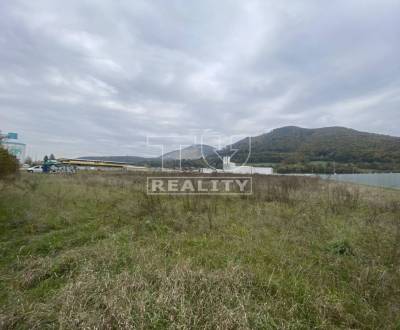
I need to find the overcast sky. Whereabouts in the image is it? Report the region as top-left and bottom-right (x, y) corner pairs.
(1, 0), (399, 159)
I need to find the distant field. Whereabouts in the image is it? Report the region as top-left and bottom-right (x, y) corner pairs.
(1, 172), (399, 329)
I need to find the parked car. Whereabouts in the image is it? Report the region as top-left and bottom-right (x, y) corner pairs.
(27, 165), (43, 173)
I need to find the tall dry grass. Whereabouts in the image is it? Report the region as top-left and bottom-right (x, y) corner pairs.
(0, 172), (399, 329)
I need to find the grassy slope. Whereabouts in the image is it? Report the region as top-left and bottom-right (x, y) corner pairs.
(0, 173), (399, 329)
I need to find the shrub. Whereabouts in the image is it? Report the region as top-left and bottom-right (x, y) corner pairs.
(327, 184), (360, 213)
(0, 147), (19, 179)
(327, 239), (354, 256)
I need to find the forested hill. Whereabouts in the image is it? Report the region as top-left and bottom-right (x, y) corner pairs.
(227, 126), (400, 165)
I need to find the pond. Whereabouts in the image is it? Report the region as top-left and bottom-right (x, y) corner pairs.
(318, 173), (400, 189)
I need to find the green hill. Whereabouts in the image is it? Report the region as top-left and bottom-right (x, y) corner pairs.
(225, 126), (400, 173)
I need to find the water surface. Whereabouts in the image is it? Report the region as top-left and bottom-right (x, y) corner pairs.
(318, 173), (400, 189)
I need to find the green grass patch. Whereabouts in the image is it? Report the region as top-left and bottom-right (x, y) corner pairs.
(0, 172), (399, 328)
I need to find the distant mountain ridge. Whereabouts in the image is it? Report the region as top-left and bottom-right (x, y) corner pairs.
(79, 127), (400, 172)
(78, 144), (215, 164)
(162, 144), (215, 160)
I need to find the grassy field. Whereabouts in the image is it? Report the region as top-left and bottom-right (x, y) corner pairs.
(0, 172), (399, 329)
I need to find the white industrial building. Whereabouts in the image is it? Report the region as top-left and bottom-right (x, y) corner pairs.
(222, 156), (273, 175)
(200, 157), (273, 175)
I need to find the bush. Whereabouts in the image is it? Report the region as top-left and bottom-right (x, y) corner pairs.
(0, 147), (19, 179)
(327, 239), (354, 256)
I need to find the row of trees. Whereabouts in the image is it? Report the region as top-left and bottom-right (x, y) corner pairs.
(43, 154), (56, 162)
(24, 154), (56, 166)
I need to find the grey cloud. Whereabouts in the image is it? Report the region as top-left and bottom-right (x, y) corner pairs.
(0, 0), (399, 158)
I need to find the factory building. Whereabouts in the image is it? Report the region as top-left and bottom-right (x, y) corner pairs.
(222, 156), (273, 175)
(0, 132), (26, 162)
(200, 157), (274, 175)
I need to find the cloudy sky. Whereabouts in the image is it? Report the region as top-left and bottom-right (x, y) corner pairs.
(1, 0), (399, 159)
